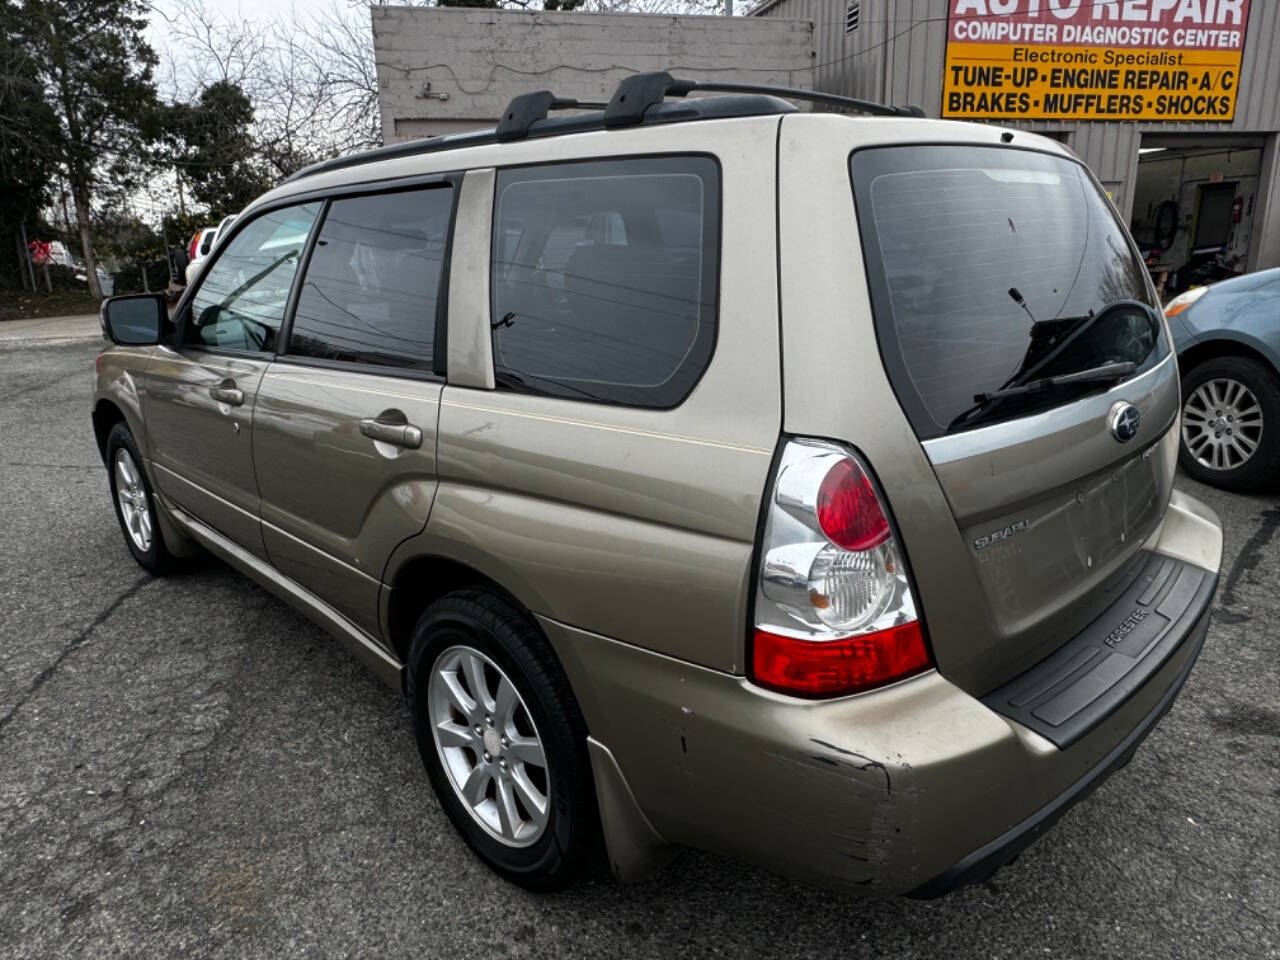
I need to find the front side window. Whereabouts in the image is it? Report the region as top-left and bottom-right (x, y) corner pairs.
(491, 156), (720, 408)
(851, 146), (1165, 440)
(187, 203), (321, 353)
(287, 187), (453, 370)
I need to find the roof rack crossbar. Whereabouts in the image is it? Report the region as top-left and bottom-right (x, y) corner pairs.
(604, 71), (924, 125)
(496, 90), (608, 142)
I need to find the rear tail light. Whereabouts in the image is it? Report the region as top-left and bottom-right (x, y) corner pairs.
(750, 438), (931, 698)
(188, 232), (199, 262)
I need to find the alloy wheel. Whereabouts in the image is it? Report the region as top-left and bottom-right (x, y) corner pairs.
(427, 645), (550, 848)
(114, 448), (153, 552)
(1182, 377), (1263, 472)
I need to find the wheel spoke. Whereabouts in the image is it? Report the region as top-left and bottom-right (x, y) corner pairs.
(494, 677), (518, 729)
(461, 763), (490, 805)
(440, 669), (477, 718)
(435, 719), (475, 749)
(1210, 379), (1225, 408)
(510, 767), (549, 828)
(506, 734), (545, 769)
(462, 653), (494, 714)
(495, 776), (520, 839)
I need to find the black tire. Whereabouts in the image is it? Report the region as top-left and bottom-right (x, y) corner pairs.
(105, 422), (174, 574)
(1179, 355), (1280, 493)
(405, 589), (601, 891)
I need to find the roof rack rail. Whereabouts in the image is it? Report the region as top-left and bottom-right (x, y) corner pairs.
(496, 90), (607, 142)
(604, 71), (925, 125)
(281, 72), (923, 185)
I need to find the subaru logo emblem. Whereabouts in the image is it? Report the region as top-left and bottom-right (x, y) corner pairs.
(1109, 401), (1141, 443)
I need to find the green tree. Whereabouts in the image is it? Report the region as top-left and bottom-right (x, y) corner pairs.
(167, 81), (270, 217)
(0, 4), (59, 290)
(15, 0), (162, 298)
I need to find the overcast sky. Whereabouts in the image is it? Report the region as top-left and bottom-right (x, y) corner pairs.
(147, 0), (313, 80)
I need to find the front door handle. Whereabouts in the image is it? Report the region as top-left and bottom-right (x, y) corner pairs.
(210, 379), (244, 407)
(360, 411), (422, 449)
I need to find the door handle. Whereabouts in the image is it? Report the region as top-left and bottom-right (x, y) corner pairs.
(210, 379), (244, 407)
(360, 412), (422, 449)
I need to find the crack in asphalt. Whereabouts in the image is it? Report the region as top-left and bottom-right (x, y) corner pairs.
(0, 576), (150, 737)
(0, 368), (90, 405)
(3, 462), (102, 471)
(1219, 506), (1280, 613)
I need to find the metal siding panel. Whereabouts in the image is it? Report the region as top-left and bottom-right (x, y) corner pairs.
(813, 0), (1278, 134)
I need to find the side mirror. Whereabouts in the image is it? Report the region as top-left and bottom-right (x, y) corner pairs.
(101, 293), (166, 346)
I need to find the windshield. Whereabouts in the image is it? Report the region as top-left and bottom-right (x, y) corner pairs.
(851, 145), (1167, 440)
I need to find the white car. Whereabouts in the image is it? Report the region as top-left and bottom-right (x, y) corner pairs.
(184, 215), (237, 285)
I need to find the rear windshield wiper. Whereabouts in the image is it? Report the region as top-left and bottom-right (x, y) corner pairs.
(972, 361), (1137, 405)
(948, 361), (1137, 432)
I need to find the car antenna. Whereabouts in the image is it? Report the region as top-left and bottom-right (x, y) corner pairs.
(1008, 287), (1038, 326)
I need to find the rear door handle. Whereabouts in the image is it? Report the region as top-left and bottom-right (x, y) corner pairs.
(360, 413), (422, 449)
(210, 380), (244, 406)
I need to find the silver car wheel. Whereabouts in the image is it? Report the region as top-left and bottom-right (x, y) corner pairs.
(1182, 377), (1263, 472)
(113, 448), (153, 552)
(428, 645), (550, 848)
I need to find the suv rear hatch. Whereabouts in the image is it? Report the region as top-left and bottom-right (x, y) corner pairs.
(849, 142), (1179, 695)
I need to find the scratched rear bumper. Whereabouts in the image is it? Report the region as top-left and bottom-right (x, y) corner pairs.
(540, 492), (1222, 896)
(910, 602), (1211, 897)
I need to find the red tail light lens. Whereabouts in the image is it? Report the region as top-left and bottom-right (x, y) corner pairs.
(751, 438), (932, 698)
(816, 458), (890, 551)
(188, 233), (199, 261)
(752, 622), (930, 697)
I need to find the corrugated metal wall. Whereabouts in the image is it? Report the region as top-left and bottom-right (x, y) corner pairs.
(752, 0), (1280, 266)
(755, 0), (1279, 131)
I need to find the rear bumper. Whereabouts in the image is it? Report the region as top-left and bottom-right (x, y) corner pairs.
(544, 490), (1222, 896)
(909, 601), (1211, 897)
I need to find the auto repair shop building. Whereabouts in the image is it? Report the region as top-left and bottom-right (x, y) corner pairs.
(749, 0), (1280, 295)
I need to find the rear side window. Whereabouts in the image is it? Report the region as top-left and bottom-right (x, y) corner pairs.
(287, 187), (453, 370)
(491, 156), (720, 408)
(851, 146), (1165, 440)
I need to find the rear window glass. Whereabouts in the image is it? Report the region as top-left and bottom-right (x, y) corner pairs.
(491, 156), (719, 408)
(851, 146), (1166, 440)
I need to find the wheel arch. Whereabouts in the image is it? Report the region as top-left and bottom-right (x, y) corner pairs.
(384, 554), (542, 665)
(91, 398), (127, 463)
(1177, 335), (1279, 383)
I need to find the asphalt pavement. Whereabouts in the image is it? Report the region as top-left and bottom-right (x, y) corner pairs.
(1, 333), (1277, 959)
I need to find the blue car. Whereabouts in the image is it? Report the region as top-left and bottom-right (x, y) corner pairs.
(1165, 268), (1280, 491)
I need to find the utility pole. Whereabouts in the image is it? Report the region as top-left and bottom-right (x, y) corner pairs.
(60, 179), (72, 234)
(725, 0), (733, 14)
(19, 222), (38, 293)
(15, 235), (31, 292)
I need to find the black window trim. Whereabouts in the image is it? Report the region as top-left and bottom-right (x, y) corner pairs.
(846, 140), (1164, 441)
(486, 151), (724, 412)
(172, 170), (462, 383)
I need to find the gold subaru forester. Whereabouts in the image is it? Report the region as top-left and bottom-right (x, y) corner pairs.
(92, 74), (1222, 896)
